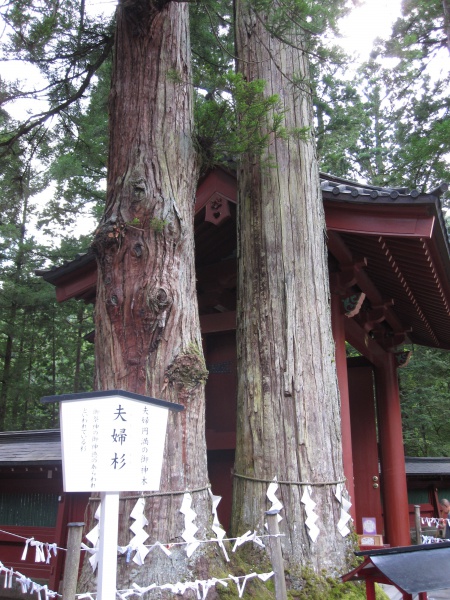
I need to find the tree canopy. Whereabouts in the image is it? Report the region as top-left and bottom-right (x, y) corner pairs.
(0, 0), (449, 596)
(0, 0), (448, 455)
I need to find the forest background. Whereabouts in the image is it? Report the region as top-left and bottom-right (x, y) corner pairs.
(0, 0), (449, 454)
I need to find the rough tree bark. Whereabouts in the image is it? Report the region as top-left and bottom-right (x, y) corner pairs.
(232, 0), (351, 585)
(0, 171), (29, 430)
(79, 0), (222, 595)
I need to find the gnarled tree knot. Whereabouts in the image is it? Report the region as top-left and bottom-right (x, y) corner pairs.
(165, 344), (209, 393)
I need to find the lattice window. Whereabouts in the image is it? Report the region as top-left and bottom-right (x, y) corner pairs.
(0, 492), (59, 527)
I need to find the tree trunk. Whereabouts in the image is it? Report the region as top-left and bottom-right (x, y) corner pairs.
(11, 312), (26, 428)
(233, 0), (351, 583)
(80, 0), (220, 594)
(443, 0), (450, 54)
(73, 304), (85, 393)
(0, 318), (15, 429)
(0, 172), (29, 430)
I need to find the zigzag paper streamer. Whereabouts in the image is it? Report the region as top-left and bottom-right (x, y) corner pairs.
(31, 540), (46, 563)
(229, 572), (257, 598)
(232, 530), (265, 552)
(15, 571), (32, 594)
(301, 485), (320, 542)
(45, 543), (57, 564)
(84, 504), (101, 572)
(21, 538), (34, 561)
(153, 541), (172, 557)
(334, 483), (352, 537)
(130, 571), (273, 600)
(116, 591), (135, 600)
(422, 535), (443, 544)
(208, 489), (229, 562)
(129, 498), (150, 565)
(266, 479), (283, 516)
(21, 538), (57, 564)
(180, 493), (200, 557)
(0, 563), (58, 598)
(0, 563), (13, 588)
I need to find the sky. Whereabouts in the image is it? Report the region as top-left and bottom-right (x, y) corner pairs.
(83, 0), (404, 60)
(338, 0), (403, 60)
(1, 0), (404, 121)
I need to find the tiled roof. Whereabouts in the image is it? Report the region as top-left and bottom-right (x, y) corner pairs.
(35, 169), (450, 349)
(0, 430), (61, 465)
(319, 173), (448, 202)
(35, 251), (93, 283)
(405, 457), (450, 476)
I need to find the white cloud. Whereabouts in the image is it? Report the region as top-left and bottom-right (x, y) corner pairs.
(338, 0), (403, 60)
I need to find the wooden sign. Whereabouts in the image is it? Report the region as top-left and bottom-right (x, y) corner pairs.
(41, 390), (184, 600)
(41, 390), (184, 492)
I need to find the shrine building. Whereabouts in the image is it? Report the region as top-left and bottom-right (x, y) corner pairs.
(38, 168), (450, 549)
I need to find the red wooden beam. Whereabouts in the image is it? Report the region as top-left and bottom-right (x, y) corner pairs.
(55, 268), (97, 303)
(375, 354), (411, 547)
(331, 292), (356, 520)
(327, 231), (407, 336)
(196, 168), (237, 212)
(326, 205), (435, 238)
(200, 311), (236, 333)
(344, 317), (386, 368)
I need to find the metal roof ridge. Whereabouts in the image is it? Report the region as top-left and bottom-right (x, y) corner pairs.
(319, 171), (411, 193)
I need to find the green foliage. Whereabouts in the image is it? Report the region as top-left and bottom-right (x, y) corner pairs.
(0, 114), (95, 431)
(195, 71), (287, 170)
(190, 0), (351, 172)
(149, 218), (168, 233)
(314, 70), (369, 179)
(0, 229), (95, 430)
(242, 0), (348, 47)
(384, 0), (448, 64)
(190, 0), (235, 93)
(313, 0), (450, 195)
(282, 566), (388, 599)
(38, 60), (110, 235)
(0, 0), (114, 153)
(0, 191), (95, 431)
(400, 346), (450, 456)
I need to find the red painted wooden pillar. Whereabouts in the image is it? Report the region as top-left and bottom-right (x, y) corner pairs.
(331, 292), (356, 520)
(375, 353), (411, 547)
(365, 579), (376, 600)
(51, 492), (69, 591)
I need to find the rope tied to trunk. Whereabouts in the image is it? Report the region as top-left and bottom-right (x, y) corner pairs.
(233, 471), (346, 486)
(88, 483), (211, 502)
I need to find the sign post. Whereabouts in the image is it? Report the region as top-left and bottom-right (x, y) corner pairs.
(41, 390), (183, 600)
(98, 491), (120, 600)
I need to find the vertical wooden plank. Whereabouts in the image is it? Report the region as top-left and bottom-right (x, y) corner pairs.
(62, 522), (84, 600)
(97, 492), (119, 600)
(266, 511), (287, 600)
(365, 580), (376, 600)
(414, 505), (421, 544)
